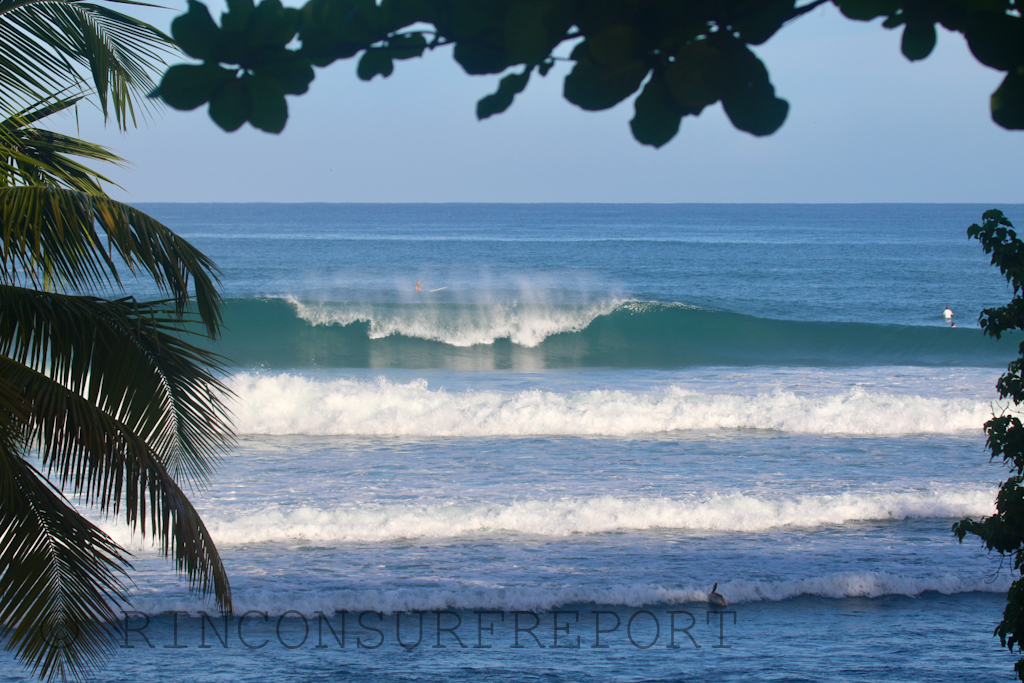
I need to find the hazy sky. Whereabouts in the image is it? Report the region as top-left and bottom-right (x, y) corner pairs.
(53, 2), (1024, 203)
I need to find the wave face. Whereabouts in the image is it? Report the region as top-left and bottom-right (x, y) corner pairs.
(208, 298), (1013, 370)
(229, 374), (991, 436)
(158, 490), (993, 546)
(126, 571), (1011, 616)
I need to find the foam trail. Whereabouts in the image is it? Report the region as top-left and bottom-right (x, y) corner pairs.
(104, 490), (994, 549)
(287, 297), (622, 347)
(125, 572), (1010, 616)
(230, 374), (993, 436)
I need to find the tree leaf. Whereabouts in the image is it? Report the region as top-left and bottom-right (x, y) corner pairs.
(0, 187), (223, 336)
(171, 0), (221, 61)
(901, 20), (936, 61)
(720, 41), (788, 136)
(388, 32), (426, 60)
(664, 40), (721, 114)
(246, 0), (299, 49)
(477, 68), (529, 119)
(453, 33), (509, 75)
(0, 286), (233, 484)
(357, 46), (394, 80)
(585, 24), (635, 67)
(208, 76), (252, 131)
(965, 13), (1024, 72)
(159, 63), (235, 111)
(630, 72), (682, 148)
(247, 75), (288, 132)
(0, 0), (178, 129)
(993, 70), (1024, 130)
(833, 0), (898, 22)
(254, 54), (314, 95)
(564, 41), (648, 111)
(0, 450), (131, 682)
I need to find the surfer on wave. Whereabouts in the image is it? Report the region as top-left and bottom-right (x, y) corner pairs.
(415, 279), (422, 292)
(942, 306), (953, 326)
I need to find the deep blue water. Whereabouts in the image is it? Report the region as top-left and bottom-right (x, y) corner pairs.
(4, 203), (1023, 682)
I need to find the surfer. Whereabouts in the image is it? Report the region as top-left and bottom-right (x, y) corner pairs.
(708, 583), (727, 608)
(942, 306), (953, 326)
(415, 279), (422, 293)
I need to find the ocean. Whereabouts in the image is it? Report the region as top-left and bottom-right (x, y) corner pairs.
(3, 203), (1022, 681)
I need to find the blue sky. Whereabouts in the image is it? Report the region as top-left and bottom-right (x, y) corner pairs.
(56, 2), (1024, 203)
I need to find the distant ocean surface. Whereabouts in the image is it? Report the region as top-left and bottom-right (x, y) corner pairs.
(5, 204), (1022, 682)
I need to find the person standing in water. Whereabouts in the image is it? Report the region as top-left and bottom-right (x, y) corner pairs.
(942, 306), (953, 326)
(415, 279), (422, 292)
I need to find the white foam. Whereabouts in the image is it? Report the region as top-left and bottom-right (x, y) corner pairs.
(106, 490), (994, 549)
(286, 298), (621, 347)
(229, 374), (993, 436)
(125, 572), (1010, 616)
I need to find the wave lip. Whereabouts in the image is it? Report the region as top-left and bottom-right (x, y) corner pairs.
(106, 490), (995, 549)
(229, 374), (993, 437)
(288, 297), (622, 347)
(125, 572), (1010, 616)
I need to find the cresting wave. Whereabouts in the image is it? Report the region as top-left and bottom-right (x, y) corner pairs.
(229, 374), (991, 436)
(206, 297), (1013, 369)
(107, 490), (994, 549)
(287, 296), (623, 347)
(126, 572), (1010, 616)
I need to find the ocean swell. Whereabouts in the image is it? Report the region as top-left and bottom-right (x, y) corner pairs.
(125, 572), (1010, 616)
(206, 298), (1013, 370)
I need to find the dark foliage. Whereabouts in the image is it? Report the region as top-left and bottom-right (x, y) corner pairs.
(956, 209), (1024, 681)
(155, 0), (1024, 143)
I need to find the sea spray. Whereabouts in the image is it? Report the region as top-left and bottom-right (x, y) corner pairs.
(287, 296), (623, 347)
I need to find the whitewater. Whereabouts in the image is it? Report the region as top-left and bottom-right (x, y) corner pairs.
(7, 203), (1023, 683)
(229, 373), (994, 436)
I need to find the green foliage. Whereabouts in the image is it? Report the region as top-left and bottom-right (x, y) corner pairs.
(0, 97), (124, 194)
(157, 0), (1024, 145)
(0, 3), (236, 681)
(0, 189), (235, 682)
(156, 0), (313, 132)
(955, 209), (1024, 681)
(0, 0), (178, 130)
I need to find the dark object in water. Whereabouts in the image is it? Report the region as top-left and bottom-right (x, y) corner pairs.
(708, 582), (727, 608)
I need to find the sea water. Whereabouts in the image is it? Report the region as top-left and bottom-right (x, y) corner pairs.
(3, 204), (1023, 682)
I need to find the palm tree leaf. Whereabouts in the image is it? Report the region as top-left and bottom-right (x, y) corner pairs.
(0, 355), (232, 612)
(0, 187), (223, 335)
(0, 0), (177, 129)
(0, 95), (124, 193)
(0, 445), (131, 682)
(0, 284), (234, 484)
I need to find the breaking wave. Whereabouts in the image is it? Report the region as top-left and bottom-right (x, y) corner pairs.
(229, 374), (992, 436)
(107, 489), (994, 549)
(203, 298), (1013, 370)
(126, 572), (1009, 616)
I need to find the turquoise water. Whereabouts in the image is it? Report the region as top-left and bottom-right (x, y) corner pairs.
(3, 203), (1023, 681)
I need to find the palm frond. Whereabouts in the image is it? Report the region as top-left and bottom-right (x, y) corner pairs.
(0, 445), (131, 682)
(0, 95), (124, 193)
(0, 355), (231, 609)
(0, 284), (234, 484)
(0, 187), (223, 335)
(0, 0), (177, 129)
